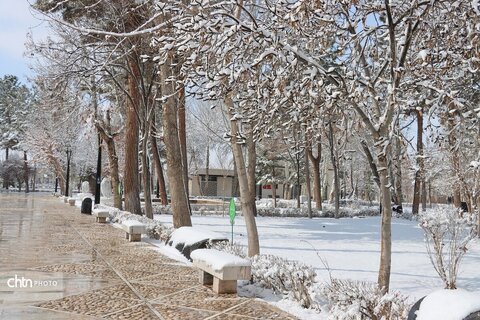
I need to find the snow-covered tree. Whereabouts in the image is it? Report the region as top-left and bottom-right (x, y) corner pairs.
(0, 75), (31, 160)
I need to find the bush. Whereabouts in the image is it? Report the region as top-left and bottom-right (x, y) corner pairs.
(252, 254), (318, 309)
(210, 243), (411, 317)
(152, 204), (172, 215)
(255, 205), (379, 218)
(419, 207), (477, 289)
(210, 242), (318, 309)
(320, 278), (410, 320)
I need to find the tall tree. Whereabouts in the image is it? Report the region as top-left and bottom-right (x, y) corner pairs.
(0, 75), (31, 186)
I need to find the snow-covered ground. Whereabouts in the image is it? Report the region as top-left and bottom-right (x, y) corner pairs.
(154, 214), (480, 302)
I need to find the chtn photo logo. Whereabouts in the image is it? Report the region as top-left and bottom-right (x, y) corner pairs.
(7, 275), (58, 288)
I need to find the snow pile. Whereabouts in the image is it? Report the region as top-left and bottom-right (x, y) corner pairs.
(416, 289), (480, 320)
(191, 249), (250, 271)
(169, 226), (227, 248)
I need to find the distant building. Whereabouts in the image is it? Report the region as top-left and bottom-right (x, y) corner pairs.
(189, 166), (330, 202)
(189, 168), (236, 198)
(256, 184), (286, 199)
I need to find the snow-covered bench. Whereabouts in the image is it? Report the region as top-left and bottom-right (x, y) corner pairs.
(92, 208), (109, 223)
(191, 249), (251, 294)
(121, 220), (146, 242)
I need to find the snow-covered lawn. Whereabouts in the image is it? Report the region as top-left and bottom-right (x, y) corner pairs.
(154, 214), (480, 301)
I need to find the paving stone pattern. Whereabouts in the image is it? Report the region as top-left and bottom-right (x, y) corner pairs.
(0, 193), (296, 319)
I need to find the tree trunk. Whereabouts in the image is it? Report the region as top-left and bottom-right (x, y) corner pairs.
(360, 140), (381, 188)
(421, 179), (427, 212)
(428, 180), (432, 208)
(272, 177), (277, 208)
(65, 151), (71, 197)
(328, 121), (340, 218)
(394, 126), (403, 206)
(205, 141), (210, 195)
(232, 156), (239, 197)
(161, 55), (191, 228)
(377, 153), (392, 293)
(296, 153), (301, 209)
(150, 123), (168, 205)
(24, 151), (29, 193)
(305, 147), (312, 218)
(95, 109), (122, 209)
(225, 95), (259, 257)
(445, 102), (462, 208)
(412, 108), (424, 215)
(178, 85), (190, 207)
(246, 127), (257, 216)
(32, 166), (36, 192)
(48, 145), (65, 195)
(389, 165), (398, 205)
(141, 137), (153, 219)
(4, 148), (9, 189)
(308, 139), (322, 210)
(412, 170), (421, 214)
(105, 137), (122, 209)
(124, 54), (142, 215)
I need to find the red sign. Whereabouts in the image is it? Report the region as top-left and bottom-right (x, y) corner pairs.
(262, 185), (272, 189)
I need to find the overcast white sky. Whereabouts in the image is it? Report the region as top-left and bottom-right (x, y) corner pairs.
(0, 0), (49, 83)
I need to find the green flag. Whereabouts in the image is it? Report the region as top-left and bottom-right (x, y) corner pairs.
(229, 198), (236, 225)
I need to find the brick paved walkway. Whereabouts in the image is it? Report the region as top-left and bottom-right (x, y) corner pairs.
(0, 193), (296, 319)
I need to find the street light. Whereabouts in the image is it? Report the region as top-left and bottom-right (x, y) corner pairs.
(94, 134), (102, 205)
(65, 148), (72, 197)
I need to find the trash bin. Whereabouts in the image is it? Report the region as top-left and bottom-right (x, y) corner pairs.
(81, 198), (92, 214)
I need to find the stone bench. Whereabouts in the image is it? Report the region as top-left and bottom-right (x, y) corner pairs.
(92, 209), (109, 223)
(191, 249), (251, 294)
(120, 220), (146, 242)
(68, 198), (76, 206)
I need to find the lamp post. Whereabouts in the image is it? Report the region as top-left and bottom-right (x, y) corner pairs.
(92, 76), (101, 206)
(94, 134), (102, 205)
(65, 148), (72, 197)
